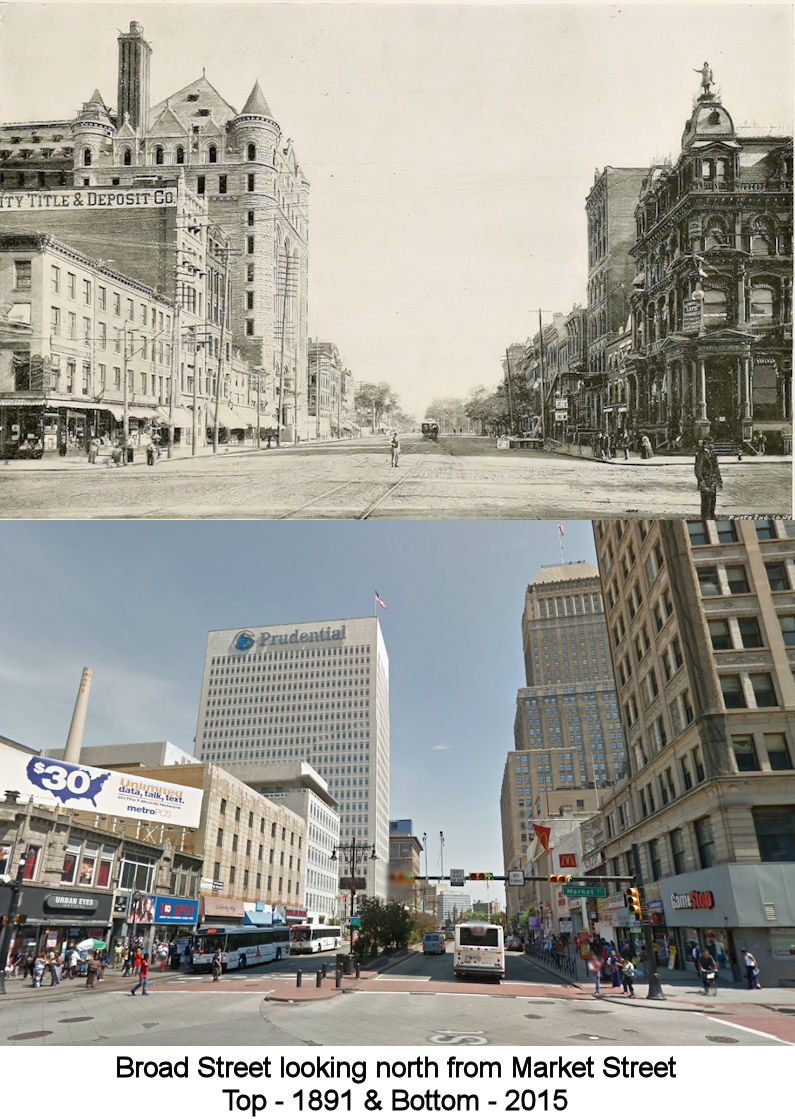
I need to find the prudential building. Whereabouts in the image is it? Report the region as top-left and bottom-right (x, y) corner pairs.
(195, 618), (390, 901)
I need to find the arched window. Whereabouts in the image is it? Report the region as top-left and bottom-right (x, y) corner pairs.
(750, 286), (775, 324)
(176, 146), (185, 165)
(247, 143), (256, 161)
(83, 148), (92, 167)
(208, 144), (217, 164)
(703, 288), (728, 324)
(155, 146), (164, 165)
(122, 147), (132, 166)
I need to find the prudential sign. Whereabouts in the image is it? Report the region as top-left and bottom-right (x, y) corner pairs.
(0, 744), (202, 827)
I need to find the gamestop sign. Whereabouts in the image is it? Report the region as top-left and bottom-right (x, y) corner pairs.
(153, 896), (199, 925)
(671, 890), (715, 912)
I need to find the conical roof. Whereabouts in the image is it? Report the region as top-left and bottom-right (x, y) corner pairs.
(87, 89), (107, 107)
(240, 81), (273, 117)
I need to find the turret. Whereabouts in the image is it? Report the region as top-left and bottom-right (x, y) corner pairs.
(229, 81), (280, 164)
(71, 89), (114, 176)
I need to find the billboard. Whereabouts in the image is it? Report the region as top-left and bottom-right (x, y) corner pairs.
(0, 187), (177, 212)
(128, 894), (199, 925)
(0, 744), (202, 827)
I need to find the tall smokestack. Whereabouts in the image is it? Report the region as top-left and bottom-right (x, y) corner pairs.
(64, 667), (93, 764)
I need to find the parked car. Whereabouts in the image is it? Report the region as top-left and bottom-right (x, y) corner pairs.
(423, 932), (446, 955)
(506, 935), (524, 951)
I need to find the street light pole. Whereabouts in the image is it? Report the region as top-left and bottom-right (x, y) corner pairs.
(330, 836), (376, 958)
(0, 849), (29, 996)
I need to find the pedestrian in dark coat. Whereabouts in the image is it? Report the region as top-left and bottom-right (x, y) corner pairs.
(694, 439), (722, 517)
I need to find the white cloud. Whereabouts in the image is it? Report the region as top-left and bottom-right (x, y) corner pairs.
(431, 744), (454, 752)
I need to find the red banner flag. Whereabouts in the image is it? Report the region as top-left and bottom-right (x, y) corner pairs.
(533, 824), (551, 853)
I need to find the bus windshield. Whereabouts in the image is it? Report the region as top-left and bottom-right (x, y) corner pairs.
(459, 926), (501, 948)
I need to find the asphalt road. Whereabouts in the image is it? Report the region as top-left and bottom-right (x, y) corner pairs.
(1, 947), (790, 1046)
(1, 436), (790, 518)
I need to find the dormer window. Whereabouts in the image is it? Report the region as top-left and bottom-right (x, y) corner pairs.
(708, 110), (720, 125)
(122, 147), (132, 166)
(187, 93), (200, 102)
(198, 108), (210, 117)
(208, 144), (218, 163)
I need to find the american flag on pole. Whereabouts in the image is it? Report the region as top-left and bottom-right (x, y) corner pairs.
(374, 591), (387, 609)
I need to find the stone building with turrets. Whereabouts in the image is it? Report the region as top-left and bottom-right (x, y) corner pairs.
(0, 19), (310, 439)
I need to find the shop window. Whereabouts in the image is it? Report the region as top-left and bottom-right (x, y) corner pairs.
(694, 816), (716, 868)
(731, 735), (759, 772)
(764, 733), (792, 771)
(752, 806), (795, 862)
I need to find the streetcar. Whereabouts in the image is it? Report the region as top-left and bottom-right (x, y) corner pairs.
(421, 420), (440, 440)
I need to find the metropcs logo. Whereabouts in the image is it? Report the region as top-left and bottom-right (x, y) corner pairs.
(670, 889), (715, 911)
(233, 625), (347, 652)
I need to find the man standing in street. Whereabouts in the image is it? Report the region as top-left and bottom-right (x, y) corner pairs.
(130, 951), (149, 995)
(694, 438), (722, 517)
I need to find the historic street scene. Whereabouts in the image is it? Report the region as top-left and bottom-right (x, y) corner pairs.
(1, 518), (793, 1049)
(0, 6), (791, 517)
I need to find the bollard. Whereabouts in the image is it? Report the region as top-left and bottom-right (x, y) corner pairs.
(315, 970), (322, 988)
(296, 969), (302, 988)
(335, 967), (342, 989)
(320, 963), (327, 979)
(354, 959), (361, 979)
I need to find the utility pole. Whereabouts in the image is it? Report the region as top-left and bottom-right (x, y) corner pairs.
(277, 252), (291, 448)
(0, 848), (29, 996)
(538, 308), (547, 443)
(439, 831), (445, 882)
(122, 323), (130, 464)
(256, 369), (262, 450)
(191, 327), (198, 456)
(168, 302), (180, 459)
(631, 842), (665, 1001)
(213, 247), (231, 454)
(504, 348), (516, 434)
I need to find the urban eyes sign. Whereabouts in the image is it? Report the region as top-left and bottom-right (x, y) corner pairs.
(0, 744), (202, 828)
(233, 625), (347, 651)
(0, 188), (177, 211)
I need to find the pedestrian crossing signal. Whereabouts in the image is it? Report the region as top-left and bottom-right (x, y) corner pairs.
(627, 886), (642, 920)
(548, 874), (573, 883)
(468, 872), (494, 880)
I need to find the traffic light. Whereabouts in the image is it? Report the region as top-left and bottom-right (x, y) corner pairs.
(388, 871), (415, 884)
(627, 886), (642, 921)
(548, 874), (573, 884)
(468, 872), (494, 881)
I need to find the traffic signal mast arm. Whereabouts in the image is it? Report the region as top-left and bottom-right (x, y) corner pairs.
(410, 875), (639, 882)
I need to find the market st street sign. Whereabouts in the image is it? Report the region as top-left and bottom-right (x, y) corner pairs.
(562, 885), (607, 898)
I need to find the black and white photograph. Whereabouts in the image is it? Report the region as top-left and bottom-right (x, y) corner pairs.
(0, 3), (791, 518)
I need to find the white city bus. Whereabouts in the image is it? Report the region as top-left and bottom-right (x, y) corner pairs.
(290, 924), (343, 954)
(192, 924), (291, 971)
(453, 922), (505, 980)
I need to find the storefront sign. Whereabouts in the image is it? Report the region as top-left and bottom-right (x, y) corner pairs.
(153, 895), (199, 925)
(558, 853), (577, 868)
(682, 299), (701, 335)
(671, 889), (714, 912)
(44, 894), (98, 913)
(200, 877), (224, 892)
(0, 187), (177, 211)
(0, 743), (202, 827)
(582, 850), (604, 872)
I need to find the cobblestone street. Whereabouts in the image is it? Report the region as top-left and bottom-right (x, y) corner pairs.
(1, 436), (790, 519)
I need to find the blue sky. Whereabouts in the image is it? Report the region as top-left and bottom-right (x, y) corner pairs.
(0, 519), (598, 902)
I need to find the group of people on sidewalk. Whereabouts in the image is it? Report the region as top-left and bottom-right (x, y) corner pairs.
(13, 946), (106, 989)
(587, 940), (637, 997)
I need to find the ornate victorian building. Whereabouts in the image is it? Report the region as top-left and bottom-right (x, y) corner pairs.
(627, 67), (792, 450)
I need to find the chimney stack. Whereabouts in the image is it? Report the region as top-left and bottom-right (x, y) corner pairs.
(64, 667), (93, 764)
